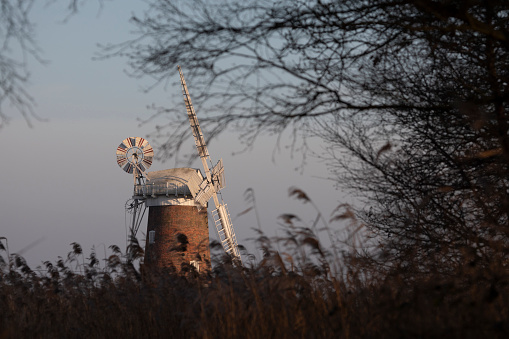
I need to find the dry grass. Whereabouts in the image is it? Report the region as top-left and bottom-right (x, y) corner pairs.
(1, 226), (508, 339)
(1, 193), (509, 339)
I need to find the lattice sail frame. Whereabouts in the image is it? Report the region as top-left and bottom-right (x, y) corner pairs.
(212, 204), (241, 259)
(178, 66), (242, 264)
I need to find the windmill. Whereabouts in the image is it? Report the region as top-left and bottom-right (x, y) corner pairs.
(178, 66), (242, 264)
(114, 68), (242, 272)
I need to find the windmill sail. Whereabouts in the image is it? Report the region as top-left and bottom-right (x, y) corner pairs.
(178, 66), (242, 263)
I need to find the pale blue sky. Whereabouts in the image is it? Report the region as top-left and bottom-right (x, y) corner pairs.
(0, 1), (345, 267)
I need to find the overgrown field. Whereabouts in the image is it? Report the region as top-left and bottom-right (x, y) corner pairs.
(1, 227), (508, 339)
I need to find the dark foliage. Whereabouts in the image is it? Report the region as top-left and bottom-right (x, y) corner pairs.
(104, 0), (509, 277)
(1, 221), (509, 338)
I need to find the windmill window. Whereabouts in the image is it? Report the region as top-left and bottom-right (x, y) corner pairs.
(149, 230), (155, 244)
(190, 260), (199, 272)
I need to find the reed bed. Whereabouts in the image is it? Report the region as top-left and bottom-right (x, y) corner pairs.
(1, 223), (508, 339)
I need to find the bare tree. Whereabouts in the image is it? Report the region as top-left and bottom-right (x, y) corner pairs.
(104, 0), (418, 159)
(320, 0), (509, 274)
(108, 0), (509, 275)
(0, 0), (40, 128)
(0, 0), (110, 128)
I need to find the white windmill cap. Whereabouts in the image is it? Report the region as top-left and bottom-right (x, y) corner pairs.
(140, 168), (204, 200)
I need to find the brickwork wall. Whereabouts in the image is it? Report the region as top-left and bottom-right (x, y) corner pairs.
(144, 205), (211, 273)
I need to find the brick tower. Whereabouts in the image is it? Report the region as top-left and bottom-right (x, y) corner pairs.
(136, 168), (211, 272)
